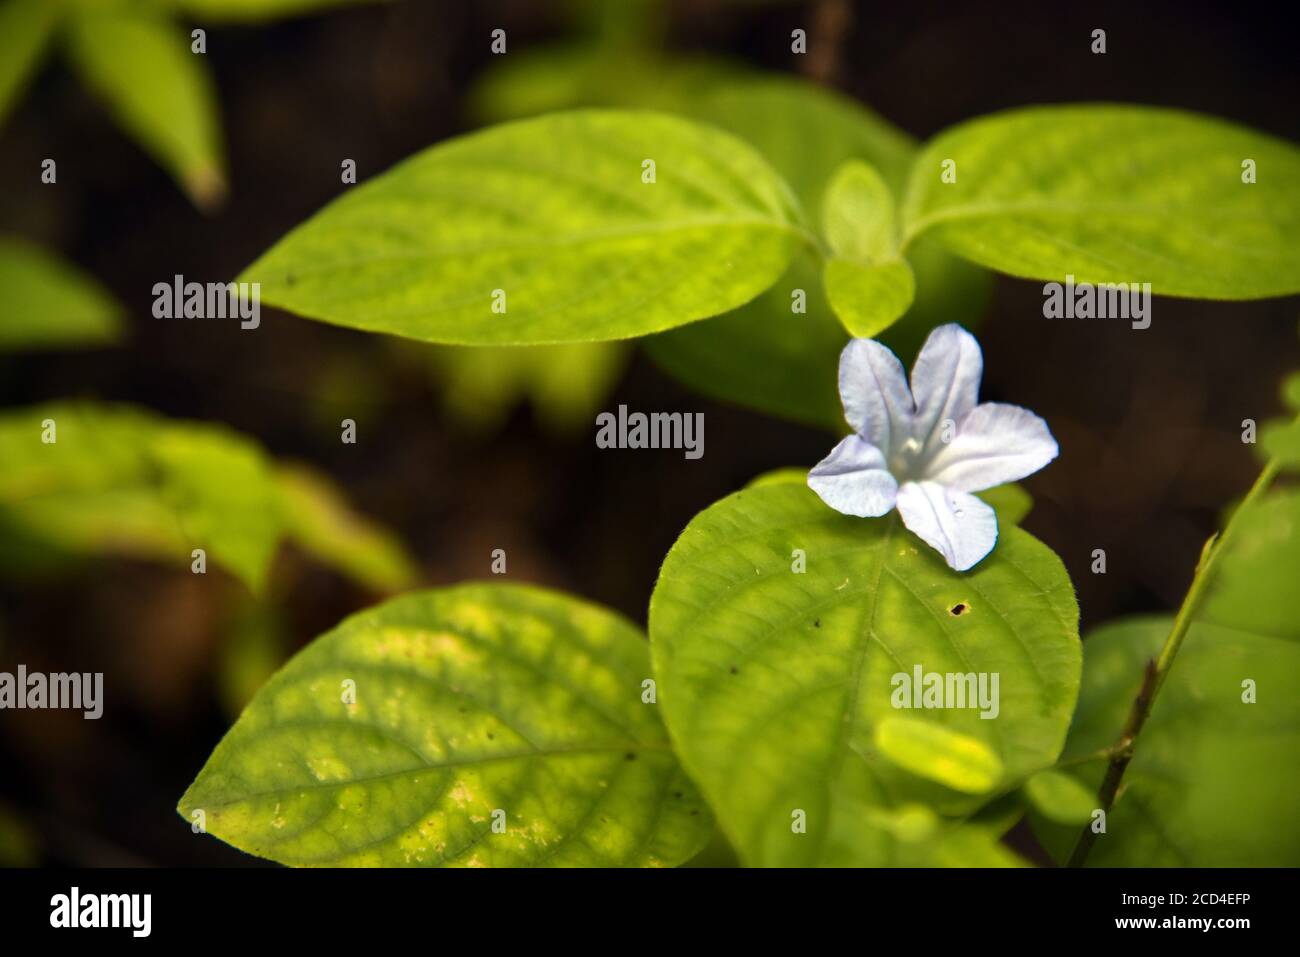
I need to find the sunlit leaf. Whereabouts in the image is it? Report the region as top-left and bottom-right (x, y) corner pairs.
(180, 583), (713, 866)
(903, 105), (1300, 298)
(241, 110), (807, 345)
(65, 10), (226, 208)
(0, 237), (123, 351)
(0, 0), (58, 127)
(874, 715), (1004, 794)
(644, 78), (989, 427)
(649, 482), (1080, 865)
(1021, 768), (1094, 825)
(275, 464), (418, 593)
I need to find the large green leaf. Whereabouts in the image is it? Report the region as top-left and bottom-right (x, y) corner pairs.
(0, 0), (58, 127)
(1035, 615), (1300, 865)
(903, 105), (1300, 299)
(179, 583), (713, 866)
(65, 10), (225, 208)
(1200, 487), (1300, 641)
(643, 78), (989, 428)
(0, 237), (123, 351)
(649, 483), (1080, 866)
(240, 110), (807, 345)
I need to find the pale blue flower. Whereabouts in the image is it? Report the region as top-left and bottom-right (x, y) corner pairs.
(808, 324), (1058, 571)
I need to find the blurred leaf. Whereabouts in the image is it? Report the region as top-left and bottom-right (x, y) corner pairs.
(824, 257), (915, 338)
(241, 110), (807, 345)
(469, 45), (742, 125)
(65, 10), (226, 209)
(216, 599), (289, 718)
(167, 0), (392, 24)
(975, 482), (1033, 526)
(0, 403), (402, 593)
(1034, 615), (1300, 865)
(426, 341), (629, 436)
(0, 236), (123, 351)
(903, 105), (1300, 298)
(0, 801), (39, 867)
(1283, 372), (1300, 411)
(1258, 416), (1300, 469)
(645, 78), (990, 428)
(0, 0), (59, 127)
(180, 583), (714, 866)
(823, 159), (898, 262)
(649, 483), (1080, 865)
(276, 463), (417, 593)
(874, 715), (1004, 795)
(1021, 768), (1094, 825)
(1201, 487), (1300, 640)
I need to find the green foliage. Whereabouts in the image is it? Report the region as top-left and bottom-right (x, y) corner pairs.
(424, 342), (629, 436)
(167, 0), (392, 23)
(0, 0), (379, 207)
(645, 78), (990, 428)
(65, 9), (226, 208)
(1200, 487), (1300, 640)
(180, 583), (713, 866)
(975, 482), (1034, 525)
(0, 402), (414, 593)
(903, 105), (1300, 299)
(1036, 615), (1300, 865)
(0, 0), (57, 127)
(1021, 769), (1094, 825)
(0, 236), (123, 350)
(274, 464), (418, 593)
(648, 483), (1080, 865)
(242, 110), (808, 345)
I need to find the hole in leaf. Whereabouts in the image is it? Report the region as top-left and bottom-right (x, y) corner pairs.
(949, 602), (969, 616)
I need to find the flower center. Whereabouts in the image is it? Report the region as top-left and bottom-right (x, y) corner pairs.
(889, 435), (928, 482)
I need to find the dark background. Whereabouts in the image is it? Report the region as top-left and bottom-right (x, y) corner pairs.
(1, 0), (1296, 865)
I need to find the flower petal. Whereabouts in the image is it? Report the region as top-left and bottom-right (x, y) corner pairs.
(896, 480), (998, 571)
(838, 338), (914, 456)
(924, 402), (1059, 492)
(910, 324), (983, 456)
(807, 435), (899, 518)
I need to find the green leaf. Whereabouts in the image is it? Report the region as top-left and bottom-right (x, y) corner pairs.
(0, 237), (123, 351)
(874, 715), (1004, 794)
(822, 159), (898, 263)
(167, 0), (392, 23)
(0, 402), (278, 591)
(976, 482), (1033, 525)
(241, 110), (807, 345)
(65, 11), (225, 208)
(275, 464), (418, 593)
(179, 583), (713, 866)
(1258, 417), (1300, 469)
(1036, 615), (1300, 865)
(424, 341), (629, 436)
(0, 0), (58, 127)
(823, 257), (915, 338)
(903, 105), (1300, 299)
(1282, 372), (1300, 411)
(649, 483), (1080, 865)
(1201, 487), (1300, 640)
(1021, 769), (1094, 825)
(643, 78), (989, 428)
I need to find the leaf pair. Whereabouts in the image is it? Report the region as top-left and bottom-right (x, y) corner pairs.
(241, 97), (1300, 359)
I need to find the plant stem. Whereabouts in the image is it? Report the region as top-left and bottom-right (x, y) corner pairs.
(1065, 447), (1286, 867)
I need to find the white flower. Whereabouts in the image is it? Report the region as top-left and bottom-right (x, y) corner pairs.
(808, 324), (1058, 571)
